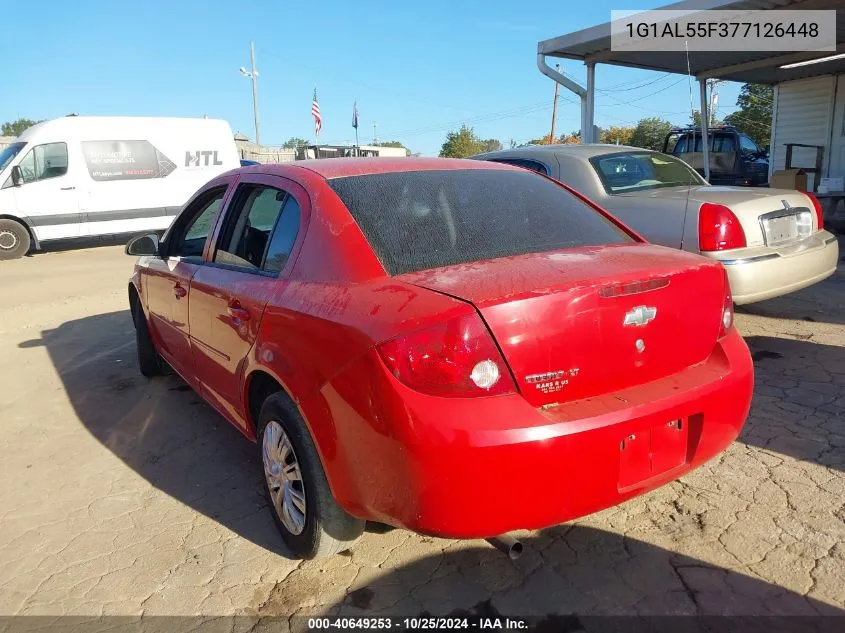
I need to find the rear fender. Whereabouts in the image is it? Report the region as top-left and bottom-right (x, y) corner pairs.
(241, 351), (360, 515)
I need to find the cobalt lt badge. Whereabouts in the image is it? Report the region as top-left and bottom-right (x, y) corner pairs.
(623, 305), (657, 327)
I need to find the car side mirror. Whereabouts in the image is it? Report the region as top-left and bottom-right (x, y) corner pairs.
(125, 233), (161, 257)
(11, 165), (24, 187)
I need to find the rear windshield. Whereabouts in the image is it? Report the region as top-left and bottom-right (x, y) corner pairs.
(590, 151), (705, 194)
(329, 168), (633, 275)
(673, 133), (735, 153)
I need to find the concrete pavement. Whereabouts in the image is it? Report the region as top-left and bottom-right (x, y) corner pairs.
(1, 244), (843, 620)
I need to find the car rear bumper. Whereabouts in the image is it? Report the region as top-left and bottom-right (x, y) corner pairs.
(316, 329), (753, 538)
(710, 231), (839, 305)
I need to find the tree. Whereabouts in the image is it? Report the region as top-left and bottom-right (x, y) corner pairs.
(559, 130), (581, 145)
(629, 117), (673, 151)
(723, 83), (773, 146)
(2, 118), (39, 137)
(599, 125), (636, 146)
(525, 131), (580, 146)
(282, 137), (309, 149)
(480, 139), (503, 153)
(373, 140), (412, 156)
(439, 125), (484, 158)
(689, 109), (723, 128)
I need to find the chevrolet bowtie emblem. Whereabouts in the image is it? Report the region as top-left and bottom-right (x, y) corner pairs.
(623, 305), (657, 327)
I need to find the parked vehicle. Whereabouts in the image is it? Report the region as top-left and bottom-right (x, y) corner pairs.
(475, 144), (838, 304)
(240, 159), (260, 166)
(126, 158), (753, 559)
(0, 116), (239, 260)
(663, 125), (769, 186)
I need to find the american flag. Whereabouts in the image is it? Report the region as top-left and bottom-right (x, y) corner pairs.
(311, 89), (322, 135)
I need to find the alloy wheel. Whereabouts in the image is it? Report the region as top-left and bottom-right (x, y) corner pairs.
(262, 420), (307, 535)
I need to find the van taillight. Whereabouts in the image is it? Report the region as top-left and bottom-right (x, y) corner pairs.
(377, 312), (516, 397)
(805, 193), (824, 231)
(698, 203), (747, 252)
(718, 269), (734, 339)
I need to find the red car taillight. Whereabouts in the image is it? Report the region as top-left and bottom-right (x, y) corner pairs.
(718, 270), (734, 339)
(805, 192), (824, 231)
(699, 203), (747, 252)
(377, 312), (516, 397)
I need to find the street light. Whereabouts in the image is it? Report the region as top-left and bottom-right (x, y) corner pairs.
(240, 42), (261, 147)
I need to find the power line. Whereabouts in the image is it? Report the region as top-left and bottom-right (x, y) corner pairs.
(383, 100), (556, 138)
(597, 73), (677, 93)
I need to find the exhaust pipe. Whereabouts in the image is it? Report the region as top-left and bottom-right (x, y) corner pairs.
(486, 535), (523, 560)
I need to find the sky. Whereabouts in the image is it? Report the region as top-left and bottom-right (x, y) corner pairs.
(0, 0), (743, 156)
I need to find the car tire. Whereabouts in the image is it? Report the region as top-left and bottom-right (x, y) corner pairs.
(131, 298), (163, 378)
(0, 219), (31, 260)
(258, 393), (364, 559)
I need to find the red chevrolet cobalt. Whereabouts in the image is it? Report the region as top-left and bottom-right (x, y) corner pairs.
(125, 158), (753, 559)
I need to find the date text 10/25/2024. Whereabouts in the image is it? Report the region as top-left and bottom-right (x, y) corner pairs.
(307, 617), (529, 630)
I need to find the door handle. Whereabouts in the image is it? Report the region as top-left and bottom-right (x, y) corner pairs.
(173, 284), (187, 299)
(228, 306), (251, 321)
(60, 186), (76, 191)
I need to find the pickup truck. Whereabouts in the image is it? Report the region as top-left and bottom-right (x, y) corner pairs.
(664, 125), (769, 187)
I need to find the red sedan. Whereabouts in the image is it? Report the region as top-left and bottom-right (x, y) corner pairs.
(125, 158), (753, 559)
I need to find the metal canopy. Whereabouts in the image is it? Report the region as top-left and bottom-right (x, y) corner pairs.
(538, 0), (845, 84)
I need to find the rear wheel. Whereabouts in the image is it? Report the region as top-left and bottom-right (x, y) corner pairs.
(258, 393), (364, 559)
(0, 219), (31, 260)
(131, 297), (163, 377)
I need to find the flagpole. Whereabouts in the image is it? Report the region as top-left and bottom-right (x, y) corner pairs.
(352, 99), (360, 157)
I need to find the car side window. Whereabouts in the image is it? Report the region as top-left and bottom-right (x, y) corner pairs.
(214, 184), (300, 274)
(493, 159), (549, 176)
(263, 196), (301, 274)
(740, 136), (758, 154)
(17, 143), (68, 184)
(712, 135), (736, 152)
(169, 188), (227, 262)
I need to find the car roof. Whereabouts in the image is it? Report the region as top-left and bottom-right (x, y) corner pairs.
(476, 144), (659, 161)
(245, 157), (514, 180)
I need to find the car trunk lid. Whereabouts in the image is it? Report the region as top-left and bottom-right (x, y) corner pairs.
(684, 185), (817, 248)
(398, 243), (727, 407)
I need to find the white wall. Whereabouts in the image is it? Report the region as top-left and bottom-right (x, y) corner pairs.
(770, 75), (836, 187)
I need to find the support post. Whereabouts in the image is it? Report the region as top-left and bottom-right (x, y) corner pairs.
(699, 77), (711, 182)
(585, 63), (596, 143)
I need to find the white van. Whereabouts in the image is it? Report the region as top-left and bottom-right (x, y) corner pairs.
(0, 116), (239, 259)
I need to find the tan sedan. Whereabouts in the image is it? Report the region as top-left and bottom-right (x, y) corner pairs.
(475, 144), (839, 304)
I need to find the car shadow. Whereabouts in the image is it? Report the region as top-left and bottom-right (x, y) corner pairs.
(264, 525), (844, 621)
(741, 335), (845, 474)
(19, 309), (291, 557)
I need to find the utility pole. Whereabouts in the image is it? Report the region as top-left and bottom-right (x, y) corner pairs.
(549, 64), (560, 143)
(373, 121), (377, 145)
(250, 42), (260, 147)
(707, 79), (723, 126)
(239, 42), (261, 147)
